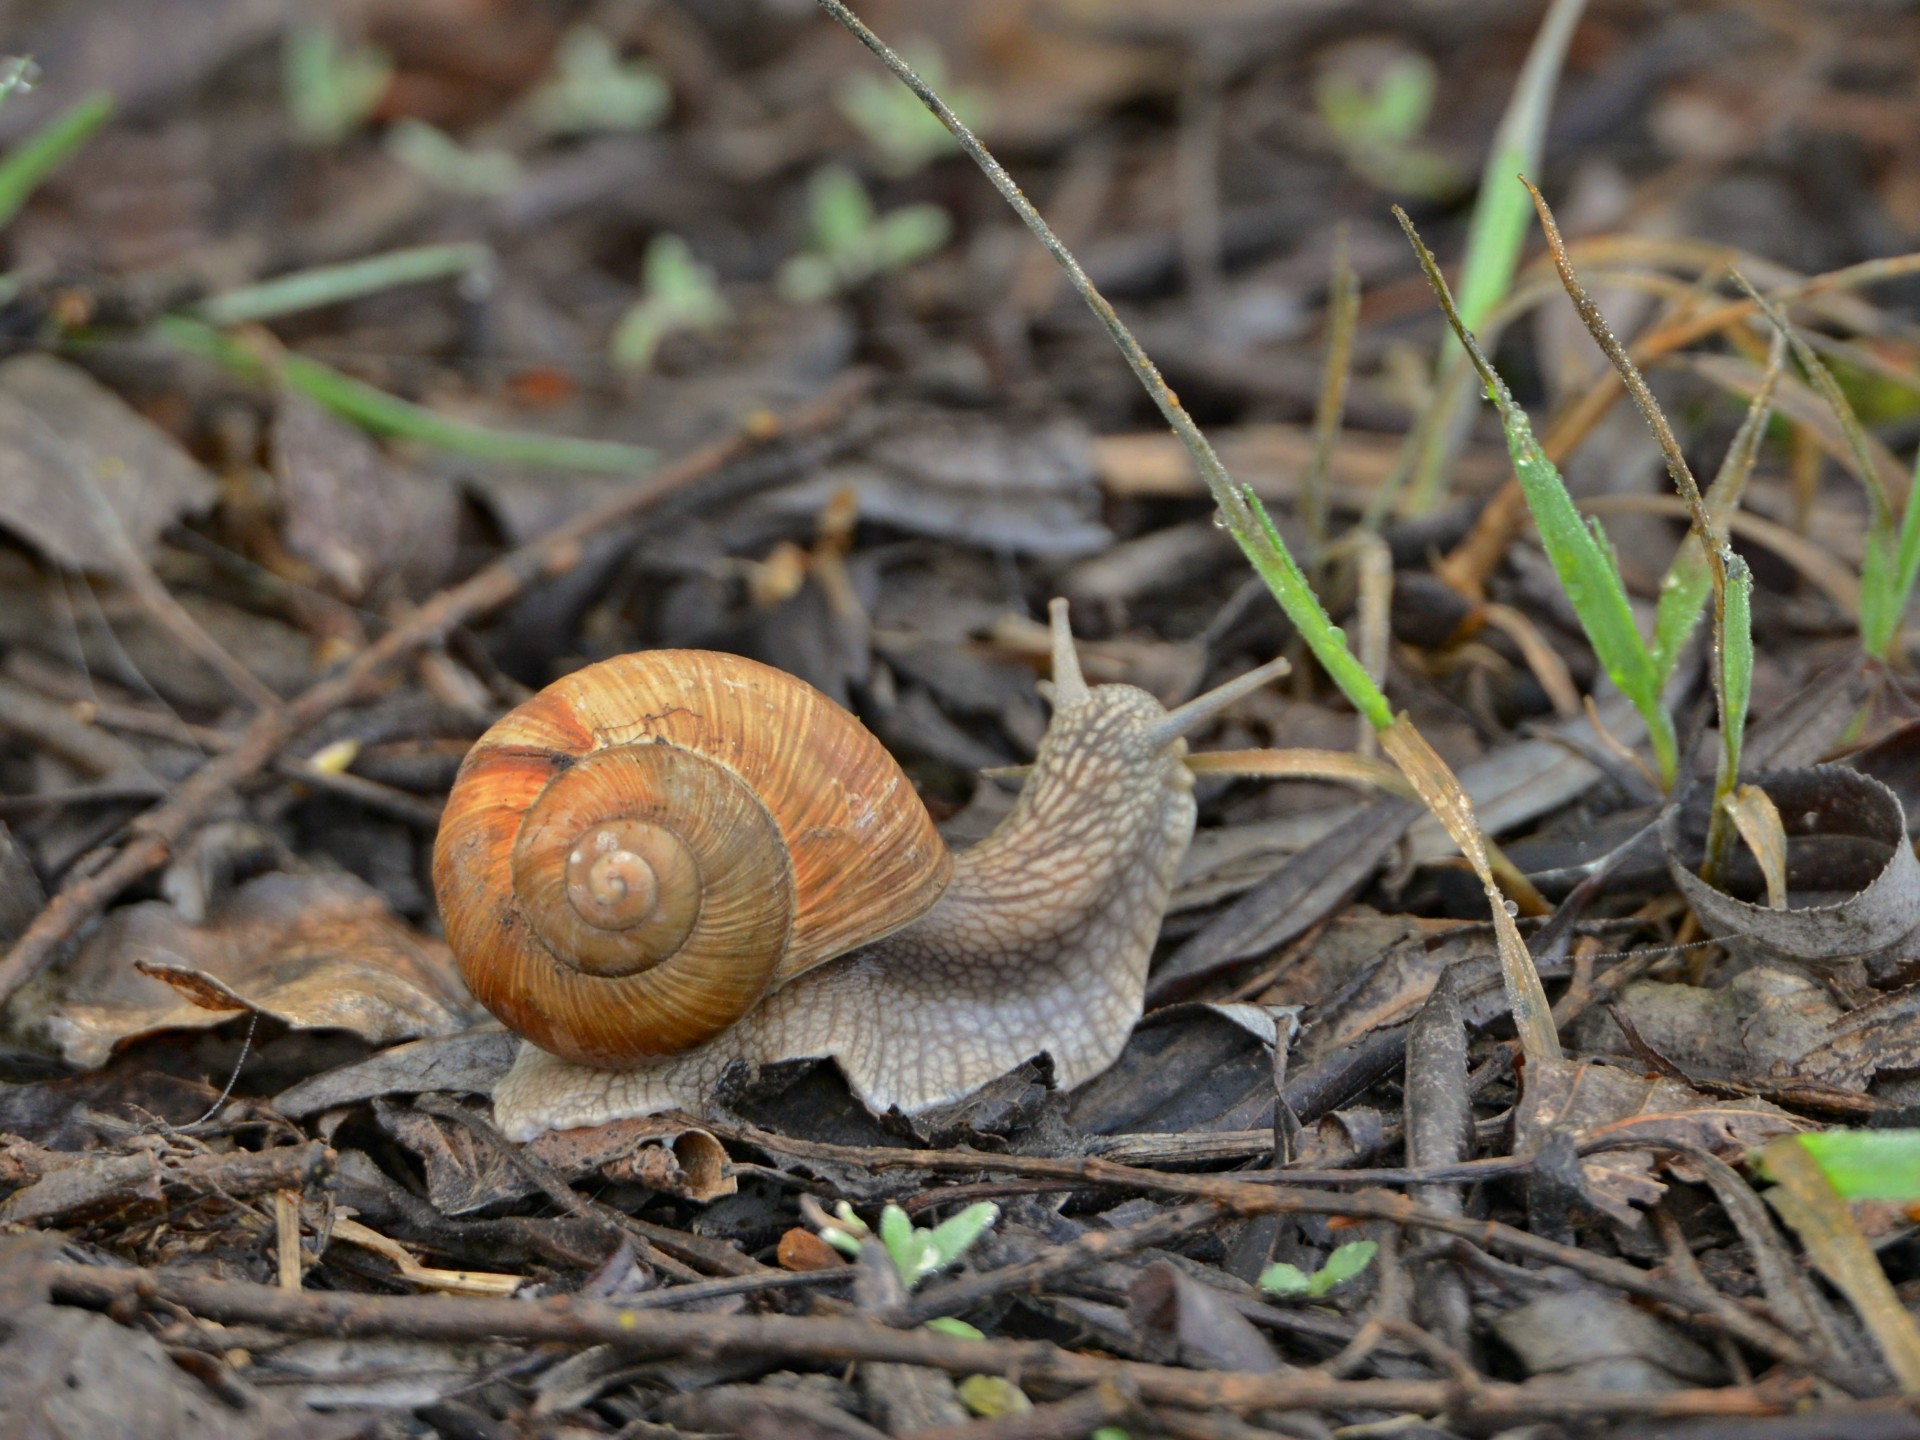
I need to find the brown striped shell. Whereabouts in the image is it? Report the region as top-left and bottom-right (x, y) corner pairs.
(432, 651), (954, 1068)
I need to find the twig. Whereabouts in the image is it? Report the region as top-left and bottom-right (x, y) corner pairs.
(45, 1262), (1790, 1423)
(710, 1121), (1808, 1367)
(1, 1139), (327, 1227)
(0, 372), (872, 1009)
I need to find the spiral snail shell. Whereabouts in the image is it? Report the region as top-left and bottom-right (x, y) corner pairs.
(434, 601), (1289, 1139)
(433, 648), (951, 1067)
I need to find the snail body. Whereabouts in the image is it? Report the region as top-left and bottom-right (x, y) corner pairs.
(435, 602), (1285, 1140)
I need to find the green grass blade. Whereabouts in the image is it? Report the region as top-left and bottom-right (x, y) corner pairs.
(1400, 0), (1589, 513)
(1395, 208), (1676, 785)
(1887, 446), (1920, 657)
(1864, 446), (1920, 659)
(1244, 491), (1394, 732)
(197, 244), (492, 327)
(158, 316), (655, 472)
(0, 91), (113, 228)
(1718, 554), (1753, 789)
(1652, 535), (1712, 685)
(1453, 0), (1589, 331)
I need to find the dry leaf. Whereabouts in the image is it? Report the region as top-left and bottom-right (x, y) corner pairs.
(1516, 1057), (1807, 1223)
(0, 355), (217, 572)
(272, 391), (461, 602)
(1665, 767), (1920, 972)
(18, 873), (478, 1069)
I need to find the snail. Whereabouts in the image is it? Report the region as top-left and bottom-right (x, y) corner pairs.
(434, 600), (1289, 1140)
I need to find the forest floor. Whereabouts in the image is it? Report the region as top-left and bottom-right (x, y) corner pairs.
(2, 1), (1920, 1437)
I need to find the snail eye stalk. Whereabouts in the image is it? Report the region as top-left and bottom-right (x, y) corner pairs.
(1047, 597), (1090, 706)
(1143, 655), (1292, 753)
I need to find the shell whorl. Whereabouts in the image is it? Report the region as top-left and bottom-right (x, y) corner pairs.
(433, 650), (953, 1069)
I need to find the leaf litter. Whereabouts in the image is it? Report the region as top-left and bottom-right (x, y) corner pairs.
(3, 2), (1920, 1437)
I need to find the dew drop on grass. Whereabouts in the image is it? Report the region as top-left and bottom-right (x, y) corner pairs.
(1503, 899), (1519, 917)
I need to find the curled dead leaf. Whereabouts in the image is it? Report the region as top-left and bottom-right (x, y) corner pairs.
(1664, 767), (1920, 975)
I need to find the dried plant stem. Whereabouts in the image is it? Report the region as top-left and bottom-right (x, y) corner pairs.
(1522, 182), (1719, 554)
(810, 1), (1256, 543)
(1304, 226), (1359, 565)
(46, 1261), (1790, 1424)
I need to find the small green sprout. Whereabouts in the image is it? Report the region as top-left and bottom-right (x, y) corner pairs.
(611, 235), (730, 372)
(778, 166), (951, 302)
(386, 119), (520, 197)
(1315, 47), (1459, 198)
(1258, 1239), (1379, 1299)
(0, 90), (114, 230)
(835, 43), (988, 175)
(284, 24), (393, 147)
(1397, 209), (1681, 790)
(531, 27), (670, 136)
(818, 1200), (999, 1289)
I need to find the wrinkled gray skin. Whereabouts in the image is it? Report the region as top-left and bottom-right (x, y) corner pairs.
(492, 679), (1200, 1141)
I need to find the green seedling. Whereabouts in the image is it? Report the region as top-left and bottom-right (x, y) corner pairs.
(1258, 1239), (1379, 1299)
(778, 165), (951, 302)
(818, 1200), (998, 1289)
(386, 118), (520, 197)
(1396, 208), (1680, 790)
(531, 27), (670, 136)
(1314, 46), (1459, 198)
(1876, 448), (1920, 662)
(1650, 335), (1785, 685)
(284, 23), (392, 147)
(1512, 185), (1760, 874)
(611, 234), (730, 371)
(836, 43), (986, 175)
(0, 90), (114, 230)
(1736, 285), (1920, 662)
